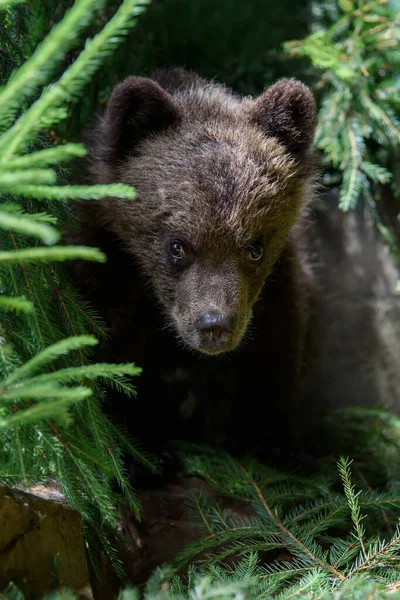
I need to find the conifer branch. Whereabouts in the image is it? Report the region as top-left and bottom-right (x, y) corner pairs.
(0, 246), (106, 264)
(0, 0), (149, 562)
(0, 209), (60, 245)
(338, 458), (367, 562)
(0, 144), (87, 169)
(0, 0), (24, 7)
(0, 0), (150, 157)
(0, 0), (107, 129)
(0, 388), (92, 429)
(0, 295), (33, 313)
(285, 0), (400, 216)
(236, 462), (346, 581)
(4, 335), (98, 385)
(2, 183), (135, 201)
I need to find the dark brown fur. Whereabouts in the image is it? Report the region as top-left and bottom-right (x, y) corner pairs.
(68, 69), (317, 463)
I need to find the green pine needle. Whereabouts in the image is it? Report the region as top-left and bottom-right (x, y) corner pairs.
(4, 335), (98, 385)
(3, 183), (135, 200)
(0, 295), (34, 313)
(0, 144), (87, 170)
(0, 0), (148, 572)
(0, 246), (106, 264)
(0, 0), (107, 130)
(0, 209), (60, 245)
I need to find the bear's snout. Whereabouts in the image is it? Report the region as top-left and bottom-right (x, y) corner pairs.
(197, 311), (234, 338)
(195, 311), (236, 353)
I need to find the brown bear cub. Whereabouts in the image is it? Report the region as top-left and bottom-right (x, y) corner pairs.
(69, 69), (317, 468)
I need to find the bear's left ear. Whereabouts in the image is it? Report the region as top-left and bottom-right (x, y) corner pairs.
(245, 78), (316, 157)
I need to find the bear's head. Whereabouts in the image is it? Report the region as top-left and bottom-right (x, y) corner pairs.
(90, 75), (316, 355)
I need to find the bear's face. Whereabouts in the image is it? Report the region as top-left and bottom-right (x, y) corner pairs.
(92, 75), (316, 355)
(153, 231), (281, 355)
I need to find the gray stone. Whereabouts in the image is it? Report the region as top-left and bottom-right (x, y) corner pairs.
(305, 190), (400, 409)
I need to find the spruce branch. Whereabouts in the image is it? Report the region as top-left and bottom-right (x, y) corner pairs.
(4, 335), (98, 385)
(0, 0), (150, 157)
(23, 362), (142, 393)
(0, 382), (93, 403)
(0, 144), (87, 170)
(53, 285), (108, 340)
(106, 421), (160, 474)
(0, 0), (107, 130)
(3, 183), (135, 200)
(169, 441), (400, 597)
(0, 169), (57, 188)
(0, 246), (106, 264)
(0, 295), (33, 313)
(0, 0), (25, 7)
(338, 458), (367, 562)
(0, 208), (60, 245)
(236, 462), (345, 581)
(285, 0), (400, 214)
(0, 388), (92, 429)
(0, 0), (148, 543)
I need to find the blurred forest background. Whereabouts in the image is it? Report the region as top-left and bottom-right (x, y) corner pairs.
(8, 0), (311, 128)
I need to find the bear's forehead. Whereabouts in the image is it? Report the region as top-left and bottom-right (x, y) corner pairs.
(163, 139), (298, 238)
(131, 126), (298, 205)
(166, 122), (295, 183)
(122, 121), (303, 243)
(129, 118), (296, 185)
(158, 176), (302, 247)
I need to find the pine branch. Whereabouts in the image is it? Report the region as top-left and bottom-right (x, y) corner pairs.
(4, 335), (98, 385)
(338, 458), (367, 562)
(0, 208), (60, 245)
(0, 0), (107, 130)
(0, 144), (87, 169)
(0, 295), (33, 312)
(0, 0), (150, 157)
(0, 246), (106, 264)
(285, 0), (400, 219)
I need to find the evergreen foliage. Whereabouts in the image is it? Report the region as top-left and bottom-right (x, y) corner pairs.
(5, 442), (400, 600)
(0, 0), (153, 571)
(2, 0), (400, 597)
(284, 0), (400, 212)
(162, 436), (400, 598)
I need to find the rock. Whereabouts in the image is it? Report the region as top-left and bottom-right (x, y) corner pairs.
(305, 189), (400, 410)
(0, 483), (93, 599)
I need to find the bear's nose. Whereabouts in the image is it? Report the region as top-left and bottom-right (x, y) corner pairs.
(196, 312), (235, 341)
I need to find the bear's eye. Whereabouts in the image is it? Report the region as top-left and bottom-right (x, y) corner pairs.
(248, 244), (263, 262)
(170, 241), (186, 259)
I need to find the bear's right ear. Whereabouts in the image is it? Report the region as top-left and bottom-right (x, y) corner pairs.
(101, 76), (182, 162)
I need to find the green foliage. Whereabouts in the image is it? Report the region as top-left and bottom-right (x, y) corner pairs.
(5, 499), (400, 598)
(285, 0), (400, 211)
(2, 0), (400, 596)
(0, 0), (153, 573)
(153, 433), (400, 599)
